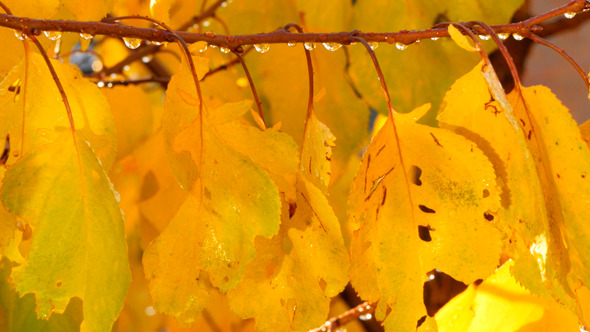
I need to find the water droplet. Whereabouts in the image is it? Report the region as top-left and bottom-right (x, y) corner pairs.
(123, 37), (142, 49)
(142, 55), (153, 63)
(13, 30), (26, 40)
(304, 42), (316, 50)
(359, 313), (373, 321)
(287, 41), (296, 47)
(79, 33), (93, 40)
(220, 1), (228, 7)
(97, 81), (105, 88)
(430, 36), (439, 41)
(512, 33), (524, 41)
(498, 33), (509, 40)
(107, 82), (114, 88)
(322, 42), (342, 51)
(564, 11), (576, 19)
(202, 20), (211, 27)
(478, 34), (490, 40)
(204, 31), (216, 38)
(395, 42), (407, 50)
(253, 43), (270, 53)
(369, 42), (379, 50)
(145, 306), (156, 316)
(219, 46), (231, 53)
(43, 30), (61, 41)
(151, 40), (165, 46)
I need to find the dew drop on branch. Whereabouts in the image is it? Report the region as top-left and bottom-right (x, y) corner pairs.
(304, 42), (316, 50)
(395, 42), (407, 50)
(123, 37), (142, 49)
(498, 33), (509, 40)
(13, 30), (26, 40)
(287, 41), (297, 47)
(359, 313), (373, 321)
(322, 42), (342, 51)
(512, 33), (524, 41)
(219, 46), (231, 53)
(369, 42), (379, 50)
(43, 31), (61, 41)
(79, 33), (93, 40)
(478, 34), (490, 40)
(564, 11), (576, 19)
(151, 40), (165, 46)
(253, 43), (270, 53)
(430, 37), (439, 41)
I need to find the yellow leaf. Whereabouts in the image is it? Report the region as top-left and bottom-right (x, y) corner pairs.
(150, 0), (175, 25)
(436, 261), (580, 332)
(144, 62), (281, 325)
(300, 113), (335, 192)
(349, 111), (501, 330)
(437, 63), (572, 304)
(1, 134), (130, 332)
(448, 25), (478, 52)
(581, 119), (590, 148)
(0, 51), (117, 170)
(508, 84), (590, 292)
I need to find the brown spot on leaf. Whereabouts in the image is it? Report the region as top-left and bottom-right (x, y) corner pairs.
(417, 315), (427, 327)
(484, 211), (494, 221)
(430, 133), (443, 147)
(410, 165), (422, 186)
(56, 281), (62, 287)
(419, 205), (436, 213)
(289, 203), (297, 218)
(418, 225), (433, 242)
(483, 189), (490, 198)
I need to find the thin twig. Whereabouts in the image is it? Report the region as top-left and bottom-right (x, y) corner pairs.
(94, 76), (170, 87)
(284, 23), (314, 120)
(527, 33), (590, 90)
(309, 302), (375, 332)
(233, 49), (265, 125)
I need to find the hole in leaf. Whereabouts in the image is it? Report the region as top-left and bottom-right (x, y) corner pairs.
(289, 203), (297, 218)
(483, 189), (489, 198)
(419, 205), (436, 213)
(410, 165), (423, 186)
(418, 225), (432, 242)
(484, 211), (494, 221)
(417, 315), (427, 327)
(423, 269), (468, 316)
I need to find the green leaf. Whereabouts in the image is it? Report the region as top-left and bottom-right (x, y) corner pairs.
(1, 134), (130, 332)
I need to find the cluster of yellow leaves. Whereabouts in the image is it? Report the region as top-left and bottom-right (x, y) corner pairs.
(2, 0), (590, 331)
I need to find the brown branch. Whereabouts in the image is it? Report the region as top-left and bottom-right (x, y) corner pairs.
(94, 77), (170, 88)
(284, 23), (314, 119)
(1, 1), (588, 49)
(527, 33), (590, 90)
(309, 302), (375, 332)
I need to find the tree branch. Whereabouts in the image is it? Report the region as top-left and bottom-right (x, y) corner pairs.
(0, 0), (587, 49)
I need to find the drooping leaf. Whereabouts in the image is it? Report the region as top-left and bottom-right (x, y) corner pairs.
(0, 51), (117, 169)
(435, 261), (579, 332)
(229, 109), (349, 331)
(144, 59), (282, 325)
(1, 134), (130, 332)
(349, 105), (502, 331)
(438, 63), (575, 306)
(508, 84), (590, 291)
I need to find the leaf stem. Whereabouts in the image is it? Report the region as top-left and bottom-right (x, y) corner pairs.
(232, 49), (266, 126)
